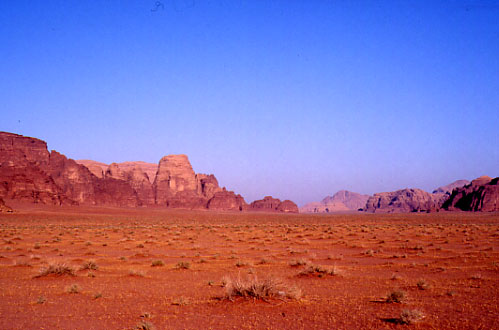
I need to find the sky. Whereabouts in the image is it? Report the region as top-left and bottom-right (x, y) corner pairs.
(1, 0), (498, 206)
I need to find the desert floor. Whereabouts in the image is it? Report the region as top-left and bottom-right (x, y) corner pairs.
(0, 206), (498, 330)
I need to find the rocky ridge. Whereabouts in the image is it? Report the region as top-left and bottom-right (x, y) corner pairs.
(443, 176), (499, 212)
(0, 132), (297, 212)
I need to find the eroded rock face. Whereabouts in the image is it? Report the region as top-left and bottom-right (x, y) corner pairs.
(0, 131), (274, 212)
(0, 197), (13, 213)
(250, 196), (299, 213)
(207, 189), (247, 211)
(443, 176), (499, 212)
(365, 188), (438, 213)
(154, 155), (198, 205)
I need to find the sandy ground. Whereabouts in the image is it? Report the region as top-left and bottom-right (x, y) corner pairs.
(0, 206), (498, 330)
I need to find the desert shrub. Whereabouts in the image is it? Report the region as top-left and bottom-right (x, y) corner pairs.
(385, 290), (406, 303)
(35, 263), (75, 278)
(134, 321), (156, 330)
(223, 275), (301, 301)
(67, 284), (81, 294)
(151, 260), (164, 267)
(175, 261), (191, 269)
(297, 264), (338, 277)
(289, 258), (309, 267)
(399, 309), (425, 324)
(80, 260), (99, 271)
(128, 269), (145, 277)
(417, 279), (430, 290)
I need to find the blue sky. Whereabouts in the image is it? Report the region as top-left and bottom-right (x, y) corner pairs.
(1, 0), (498, 206)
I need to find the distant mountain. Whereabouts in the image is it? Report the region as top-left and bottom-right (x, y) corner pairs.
(433, 179), (470, 194)
(300, 190), (370, 213)
(365, 179), (471, 213)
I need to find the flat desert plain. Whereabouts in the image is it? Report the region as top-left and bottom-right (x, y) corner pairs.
(0, 207), (498, 329)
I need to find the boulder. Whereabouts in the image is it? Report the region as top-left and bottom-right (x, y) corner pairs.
(443, 176), (499, 212)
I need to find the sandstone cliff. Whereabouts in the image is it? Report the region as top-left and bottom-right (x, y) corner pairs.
(443, 176), (499, 212)
(1, 131), (299, 212)
(250, 196), (299, 213)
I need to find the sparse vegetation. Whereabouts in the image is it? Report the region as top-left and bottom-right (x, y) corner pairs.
(35, 263), (75, 278)
(80, 260), (99, 271)
(151, 260), (164, 267)
(67, 284), (81, 294)
(399, 309), (425, 324)
(385, 290), (406, 303)
(222, 275), (302, 301)
(175, 261), (191, 269)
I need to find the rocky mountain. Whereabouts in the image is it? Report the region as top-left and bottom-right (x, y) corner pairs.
(365, 188), (439, 213)
(443, 176), (499, 212)
(300, 190), (370, 213)
(0, 132), (298, 212)
(433, 180), (470, 194)
(250, 196), (299, 213)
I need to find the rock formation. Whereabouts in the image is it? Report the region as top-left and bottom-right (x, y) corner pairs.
(365, 188), (438, 213)
(443, 176), (499, 212)
(0, 197), (13, 213)
(207, 189), (248, 211)
(1, 131), (299, 212)
(301, 190), (370, 213)
(250, 196), (299, 213)
(433, 179), (470, 194)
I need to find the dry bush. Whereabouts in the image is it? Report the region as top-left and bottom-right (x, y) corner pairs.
(34, 263), (75, 278)
(134, 321), (156, 330)
(385, 290), (406, 303)
(151, 260), (164, 267)
(297, 264), (338, 277)
(128, 269), (145, 277)
(289, 258), (309, 267)
(67, 284), (81, 294)
(417, 279), (430, 290)
(80, 260), (98, 271)
(222, 275), (301, 301)
(175, 261), (191, 269)
(399, 309), (425, 324)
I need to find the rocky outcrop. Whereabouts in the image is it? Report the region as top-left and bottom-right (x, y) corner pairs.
(250, 196), (299, 213)
(277, 200), (299, 213)
(443, 176), (499, 212)
(0, 197), (13, 213)
(207, 189), (248, 211)
(153, 154), (202, 206)
(365, 188), (438, 213)
(301, 190), (370, 213)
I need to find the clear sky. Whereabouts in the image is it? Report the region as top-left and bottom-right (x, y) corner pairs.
(1, 1), (498, 206)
